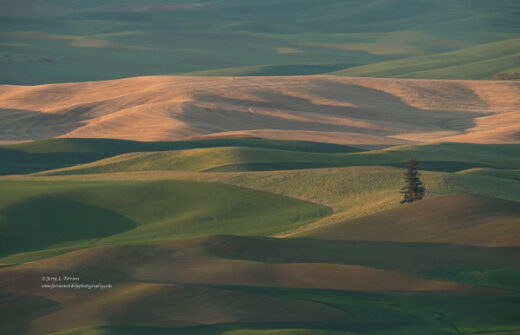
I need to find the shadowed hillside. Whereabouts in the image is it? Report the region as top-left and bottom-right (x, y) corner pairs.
(0, 138), (519, 334)
(0, 138), (361, 175)
(33, 142), (520, 175)
(0, 179), (331, 259)
(1, 234), (519, 334)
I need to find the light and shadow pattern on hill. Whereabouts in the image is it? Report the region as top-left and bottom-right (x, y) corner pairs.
(0, 137), (519, 334)
(1, 76), (519, 145)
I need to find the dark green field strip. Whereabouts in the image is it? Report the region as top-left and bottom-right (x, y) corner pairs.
(0, 138), (362, 175)
(206, 160), (499, 173)
(209, 287), (520, 335)
(184, 63), (362, 76)
(35, 142), (520, 176)
(38, 286), (520, 335)
(432, 267), (520, 293)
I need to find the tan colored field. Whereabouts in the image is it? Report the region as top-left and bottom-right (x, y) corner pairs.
(302, 194), (520, 247)
(1, 75), (519, 145)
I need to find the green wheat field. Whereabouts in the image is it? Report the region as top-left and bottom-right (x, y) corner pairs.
(1, 0), (520, 84)
(1, 0), (520, 334)
(1, 138), (519, 334)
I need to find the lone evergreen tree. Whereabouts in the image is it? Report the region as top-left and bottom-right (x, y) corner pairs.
(400, 158), (425, 204)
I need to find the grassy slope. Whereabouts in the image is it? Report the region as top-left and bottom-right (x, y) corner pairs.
(301, 194), (520, 246)
(4, 139), (519, 264)
(7, 150), (520, 243)
(194, 166), (520, 236)
(1, 0), (519, 83)
(1, 139), (520, 334)
(5, 165), (520, 259)
(36, 142), (520, 175)
(457, 167), (520, 181)
(334, 38), (520, 79)
(0, 138), (361, 175)
(0, 179), (331, 261)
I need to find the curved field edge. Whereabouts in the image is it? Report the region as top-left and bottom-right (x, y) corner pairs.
(1, 77), (520, 146)
(2, 165), (519, 264)
(300, 194), (520, 247)
(13, 234), (518, 291)
(0, 179), (331, 263)
(457, 168), (520, 181)
(5, 163), (520, 224)
(32, 142), (520, 176)
(0, 138), (362, 175)
(2, 235), (520, 334)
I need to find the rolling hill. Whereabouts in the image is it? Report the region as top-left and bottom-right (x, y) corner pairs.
(33, 142), (520, 175)
(1, 233), (519, 334)
(1, 0), (519, 84)
(2, 1), (520, 334)
(0, 178), (331, 260)
(0, 137), (519, 334)
(1, 75), (519, 145)
(2, 140), (519, 263)
(301, 194), (520, 247)
(0, 138), (361, 175)
(334, 38), (520, 79)
(458, 167), (520, 181)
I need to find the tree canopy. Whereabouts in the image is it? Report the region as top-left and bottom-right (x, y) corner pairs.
(400, 158), (425, 204)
